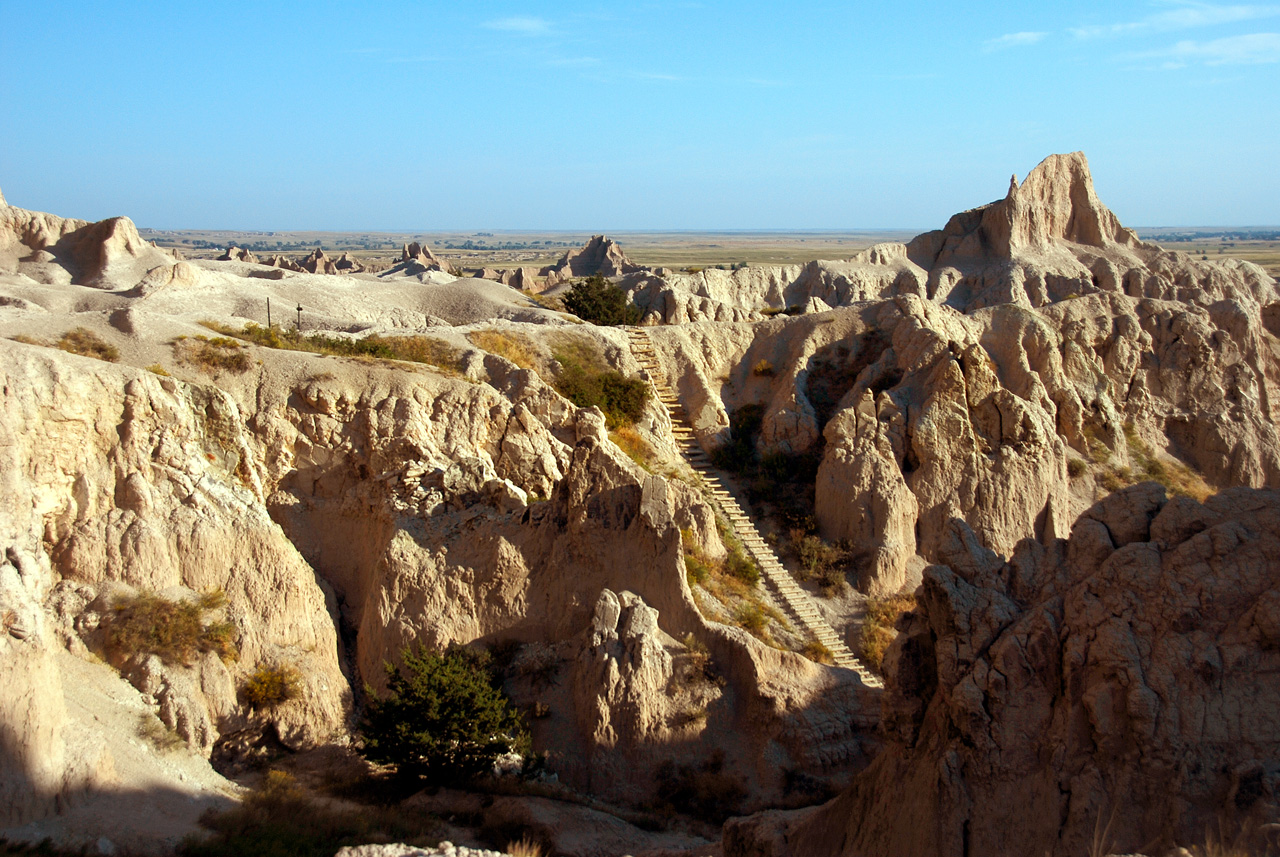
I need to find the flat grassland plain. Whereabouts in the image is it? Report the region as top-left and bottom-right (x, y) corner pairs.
(140, 227), (1280, 277)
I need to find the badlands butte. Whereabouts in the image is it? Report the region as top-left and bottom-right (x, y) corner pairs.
(1, 152), (1278, 857)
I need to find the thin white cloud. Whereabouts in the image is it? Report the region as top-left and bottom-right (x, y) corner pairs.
(983, 31), (1048, 51)
(483, 16), (552, 36)
(1072, 2), (1280, 38)
(1136, 31), (1280, 64)
(386, 55), (444, 64)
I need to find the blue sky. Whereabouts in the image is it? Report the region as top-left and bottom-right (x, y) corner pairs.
(1, 1), (1277, 229)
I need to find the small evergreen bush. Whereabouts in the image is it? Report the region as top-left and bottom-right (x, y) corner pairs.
(360, 646), (528, 784)
(561, 275), (641, 326)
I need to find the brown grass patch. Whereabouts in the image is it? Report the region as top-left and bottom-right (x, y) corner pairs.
(200, 321), (464, 375)
(801, 640), (835, 665)
(104, 590), (237, 666)
(857, 593), (916, 674)
(466, 329), (538, 370)
(609, 425), (654, 470)
(56, 327), (119, 362)
(177, 334), (253, 374)
(242, 664), (303, 708)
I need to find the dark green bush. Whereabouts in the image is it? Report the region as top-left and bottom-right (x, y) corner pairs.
(561, 275), (641, 326)
(360, 647), (528, 785)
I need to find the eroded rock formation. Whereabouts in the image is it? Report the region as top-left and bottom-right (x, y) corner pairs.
(728, 484), (1280, 856)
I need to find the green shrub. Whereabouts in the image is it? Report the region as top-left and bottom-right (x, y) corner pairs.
(552, 345), (649, 429)
(56, 327), (118, 362)
(561, 275), (641, 326)
(1067, 458), (1087, 478)
(752, 359), (775, 377)
(684, 553), (712, 588)
(710, 403), (765, 473)
(104, 591), (236, 666)
(243, 664), (303, 708)
(360, 646), (528, 784)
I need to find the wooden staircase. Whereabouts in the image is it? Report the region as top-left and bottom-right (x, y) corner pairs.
(626, 328), (883, 688)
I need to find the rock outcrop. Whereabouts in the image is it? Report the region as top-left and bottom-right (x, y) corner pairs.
(217, 246), (259, 264)
(728, 484), (1280, 856)
(0, 202), (189, 291)
(541, 235), (640, 286)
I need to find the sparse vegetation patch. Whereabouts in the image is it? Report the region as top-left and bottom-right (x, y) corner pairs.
(681, 526), (788, 647)
(857, 593), (916, 674)
(466, 329), (538, 370)
(609, 425), (655, 469)
(177, 333), (253, 374)
(178, 769), (439, 857)
(55, 327), (119, 362)
(551, 338), (649, 429)
(104, 590), (237, 666)
(200, 321), (464, 375)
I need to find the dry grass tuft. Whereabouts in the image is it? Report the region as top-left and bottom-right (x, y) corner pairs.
(104, 590), (237, 666)
(56, 327), (118, 362)
(242, 664), (303, 708)
(1123, 423), (1213, 502)
(857, 593), (916, 673)
(200, 321), (464, 375)
(467, 329), (538, 370)
(177, 334), (253, 374)
(145, 363), (170, 376)
(609, 425), (655, 470)
(801, 640), (835, 665)
(506, 836), (545, 857)
(136, 711), (185, 753)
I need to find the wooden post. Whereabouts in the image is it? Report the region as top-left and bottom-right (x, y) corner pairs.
(267, 297), (272, 329)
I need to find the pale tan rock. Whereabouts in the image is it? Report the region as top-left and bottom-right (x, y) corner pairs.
(540, 235), (639, 283)
(216, 246), (258, 264)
